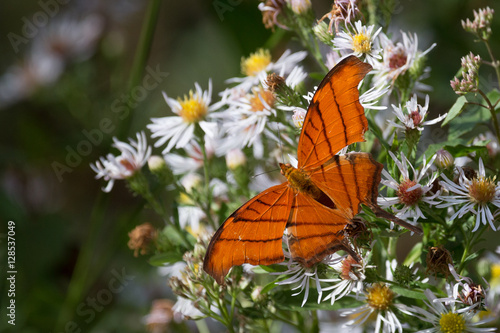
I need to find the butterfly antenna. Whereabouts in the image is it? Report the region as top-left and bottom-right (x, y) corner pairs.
(251, 168), (280, 179)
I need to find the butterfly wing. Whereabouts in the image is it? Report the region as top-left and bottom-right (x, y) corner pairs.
(309, 152), (423, 234)
(203, 183), (293, 284)
(286, 192), (358, 267)
(309, 152), (383, 216)
(297, 56), (372, 170)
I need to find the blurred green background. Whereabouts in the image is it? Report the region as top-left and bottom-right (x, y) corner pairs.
(0, 0), (498, 332)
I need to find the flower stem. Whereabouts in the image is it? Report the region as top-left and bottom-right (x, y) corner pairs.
(195, 319), (210, 333)
(119, 0), (162, 137)
(199, 135), (217, 230)
(478, 89), (500, 145)
(483, 39), (500, 88)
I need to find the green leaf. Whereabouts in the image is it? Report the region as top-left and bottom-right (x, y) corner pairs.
(443, 144), (489, 157)
(391, 285), (427, 300)
(486, 89), (500, 110)
(256, 264), (287, 273)
(367, 116), (391, 151)
(463, 252), (480, 264)
(442, 96), (467, 126)
(148, 252), (184, 266)
(447, 107), (490, 141)
(404, 242), (422, 266)
(261, 279), (281, 294)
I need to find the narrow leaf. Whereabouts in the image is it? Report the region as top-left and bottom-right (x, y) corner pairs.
(442, 96), (467, 126)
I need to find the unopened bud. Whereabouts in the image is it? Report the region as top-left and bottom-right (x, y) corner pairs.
(226, 149), (247, 170)
(292, 108), (307, 128)
(434, 149), (454, 169)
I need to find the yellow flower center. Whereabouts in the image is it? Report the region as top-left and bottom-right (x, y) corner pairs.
(249, 88), (275, 112)
(241, 49), (272, 76)
(366, 283), (394, 311)
(352, 33), (372, 54)
(490, 263), (500, 288)
(178, 91), (207, 123)
(469, 176), (496, 205)
(492, 264), (500, 280)
(439, 312), (466, 333)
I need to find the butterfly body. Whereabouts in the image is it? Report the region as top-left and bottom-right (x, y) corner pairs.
(280, 163), (324, 203)
(204, 56), (422, 285)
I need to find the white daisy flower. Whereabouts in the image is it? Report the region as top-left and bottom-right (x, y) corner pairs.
(158, 262), (187, 279)
(272, 250), (326, 307)
(214, 85), (281, 153)
(164, 130), (218, 175)
(91, 132), (152, 192)
(378, 151), (440, 224)
(339, 283), (405, 333)
(319, 253), (370, 305)
(437, 158), (500, 232)
(148, 80), (218, 154)
(172, 297), (205, 320)
(388, 94), (447, 131)
(374, 31), (436, 89)
(35, 13), (104, 63)
(399, 289), (496, 333)
(226, 49), (307, 92)
(333, 21), (382, 66)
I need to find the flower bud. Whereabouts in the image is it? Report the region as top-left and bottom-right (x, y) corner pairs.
(313, 21), (334, 46)
(434, 149), (454, 169)
(226, 149), (247, 170)
(289, 0), (311, 15)
(292, 108), (307, 128)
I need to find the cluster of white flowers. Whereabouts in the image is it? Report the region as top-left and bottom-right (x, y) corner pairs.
(86, 1), (500, 331)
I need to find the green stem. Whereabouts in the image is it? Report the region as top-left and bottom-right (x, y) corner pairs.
(119, 0), (162, 137)
(55, 192), (108, 330)
(483, 39), (500, 88)
(199, 135), (216, 230)
(387, 235), (397, 260)
(311, 310), (319, 333)
(477, 89), (500, 145)
(195, 319), (210, 333)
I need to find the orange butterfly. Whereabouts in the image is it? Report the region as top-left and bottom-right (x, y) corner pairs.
(204, 55), (422, 284)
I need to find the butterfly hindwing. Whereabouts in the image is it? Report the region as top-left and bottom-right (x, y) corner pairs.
(203, 183), (293, 284)
(297, 56), (372, 169)
(309, 152), (383, 215)
(286, 192), (358, 267)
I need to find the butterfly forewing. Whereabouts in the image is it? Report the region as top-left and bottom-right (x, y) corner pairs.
(297, 56), (372, 170)
(203, 183), (293, 284)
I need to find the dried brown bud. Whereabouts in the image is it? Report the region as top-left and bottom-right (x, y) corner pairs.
(127, 223), (157, 257)
(265, 72), (286, 92)
(426, 246), (453, 278)
(144, 299), (175, 333)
